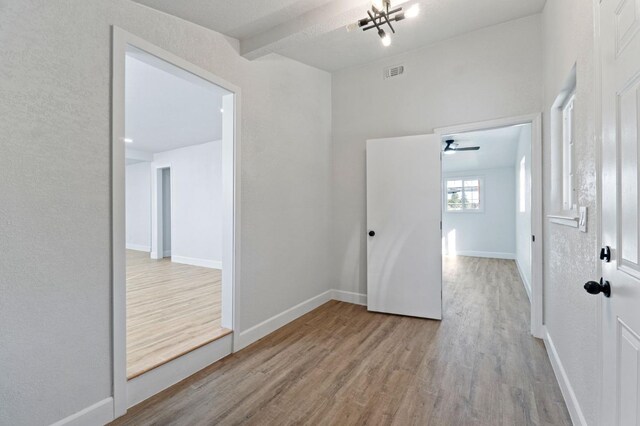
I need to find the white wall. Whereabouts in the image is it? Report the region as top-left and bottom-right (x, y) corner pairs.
(442, 168), (516, 258)
(515, 126), (532, 295)
(126, 162), (151, 251)
(154, 141), (223, 266)
(0, 1), (332, 424)
(541, 0), (599, 424)
(332, 14), (542, 295)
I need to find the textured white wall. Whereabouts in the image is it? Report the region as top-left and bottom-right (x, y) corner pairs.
(541, 0), (599, 424)
(332, 15), (542, 295)
(442, 168), (516, 258)
(515, 126), (532, 292)
(126, 162), (152, 251)
(0, 1), (332, 424)
(154, 141), (223, 264)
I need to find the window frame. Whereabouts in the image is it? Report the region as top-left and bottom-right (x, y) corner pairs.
(444, 176), (485, 213)
(561, 91), (576, 211)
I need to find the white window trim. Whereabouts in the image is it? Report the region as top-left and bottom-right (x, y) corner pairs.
(561, 92), (576, 211)
(444, 176), (485, 213)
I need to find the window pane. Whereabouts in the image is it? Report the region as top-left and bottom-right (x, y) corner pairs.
(463, 179), (480, 210)
(447, 190), (462, 210)
(519, 157), (526, 212)
(447, 180), (462, 189)
(446, 179), (463, 211)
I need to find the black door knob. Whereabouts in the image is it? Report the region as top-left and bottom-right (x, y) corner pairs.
(368, 230), (375, 237)
(584, 278), (611, 298)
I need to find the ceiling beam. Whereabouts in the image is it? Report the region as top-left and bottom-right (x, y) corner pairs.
(241, 0), (408, 60)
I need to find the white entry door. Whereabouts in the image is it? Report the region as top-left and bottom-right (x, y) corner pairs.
(366, 134), (442, 319)
(601, 0), (640, 424)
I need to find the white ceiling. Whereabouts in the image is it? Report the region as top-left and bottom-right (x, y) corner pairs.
(132, 0), (546, 71)
(132, 0), (337, 40)
(442, 124), (528, 173)
(125, 48), (230, 154)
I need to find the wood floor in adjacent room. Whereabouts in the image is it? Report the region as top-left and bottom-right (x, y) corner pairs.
(114, 256), (571, 425)
(126, 250), (230, 379)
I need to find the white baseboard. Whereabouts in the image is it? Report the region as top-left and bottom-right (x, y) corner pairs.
(126, 244), (150, 252)
(50, 397), (114, 426)
(445, 251), (516, 260)
(543, 328), (587, 426)
(127, 333), (232, 408)
(234, 290), (333, 351)
(171, 256), (222, 269)
(332, 289), (367, 306)
(515, 259), (532, 301)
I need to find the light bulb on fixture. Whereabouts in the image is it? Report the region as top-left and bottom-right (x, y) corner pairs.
(405, 4), (420, 18)
(346, 22), (359, 32)
(371, 0), (385, 11)
(378, 29), (391, 46)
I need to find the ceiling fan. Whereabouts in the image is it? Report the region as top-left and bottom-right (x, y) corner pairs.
(443, 139), (480, 154)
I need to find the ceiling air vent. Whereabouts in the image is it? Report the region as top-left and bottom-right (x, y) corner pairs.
(384, 65), (404, 80)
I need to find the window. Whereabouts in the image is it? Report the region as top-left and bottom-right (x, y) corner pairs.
(519, 156), (526, 213)
(445, 178), (482, 212)
(562, 92), (575, 210)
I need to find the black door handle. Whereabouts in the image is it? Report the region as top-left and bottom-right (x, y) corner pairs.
(584, 278), (611, 298)
(369, 230), (375, 237)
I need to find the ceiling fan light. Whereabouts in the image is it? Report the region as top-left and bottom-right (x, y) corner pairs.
(406, 4), (420, 18)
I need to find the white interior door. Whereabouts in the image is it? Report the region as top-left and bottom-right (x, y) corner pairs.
(366, 134), (442, 319)
(601, 0), (640, 423)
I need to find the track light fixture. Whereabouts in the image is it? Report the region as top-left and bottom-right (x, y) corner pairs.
(347, 1), (419, 47)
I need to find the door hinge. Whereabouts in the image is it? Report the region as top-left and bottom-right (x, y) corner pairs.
(532, 235), (535, 242)
(440, 221), (442, 230)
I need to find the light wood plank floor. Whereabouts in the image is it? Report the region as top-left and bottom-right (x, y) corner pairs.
(127, 250), (230, 379)
(114, 256), (570, 425)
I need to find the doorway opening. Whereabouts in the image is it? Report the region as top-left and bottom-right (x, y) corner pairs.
(112, 28), (240, 414)
(161, 167), (171, 258)
(123, 47), (233, 380)
(435, 115), (543, 337)
(441, 124), (532, 294)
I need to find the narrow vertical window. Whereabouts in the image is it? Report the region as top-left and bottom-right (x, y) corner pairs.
(562, 93), (575, 211)
(519, 157), (526, 213)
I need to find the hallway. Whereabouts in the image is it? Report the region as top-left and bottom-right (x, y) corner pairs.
(113, 256), (570, 425)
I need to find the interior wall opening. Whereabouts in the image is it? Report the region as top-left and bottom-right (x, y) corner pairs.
(123, 45), (234, 380)
(162, 168), (171, 258)
(441, 123), (533, 313)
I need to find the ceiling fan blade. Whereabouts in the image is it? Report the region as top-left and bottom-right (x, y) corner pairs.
(454, 146), (480, 151)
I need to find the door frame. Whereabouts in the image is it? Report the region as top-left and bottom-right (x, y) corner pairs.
(111, 26), (242, 417)
(151, 164), (171, 260)
(435, 113), (544, 338)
